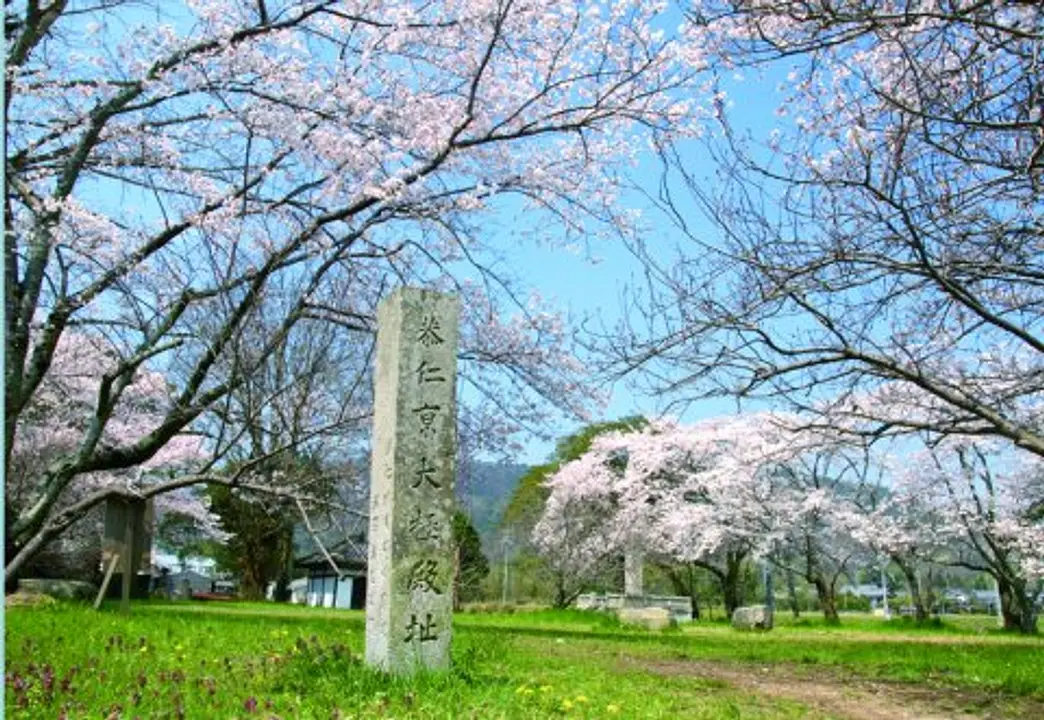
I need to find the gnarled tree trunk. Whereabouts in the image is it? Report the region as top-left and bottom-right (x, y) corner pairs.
(811, 576), (840, 624)
(998, 575), (1039, 634)
(894, 555), (933, 622)
(661, 562), (701, 620)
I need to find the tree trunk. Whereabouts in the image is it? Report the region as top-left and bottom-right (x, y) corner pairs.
(721, 578), (740, 616)
(238, 550), (268, 600)
(695, 551), (748, 617)
(5, 522), (54, 586)
(785, 567), (800, 618)
(240, 570), (265, 600)
(553, 571), (570, 609)
(274, 573), (290, 602)
(998, 575), (1039, 634)
(998, 575), (1020, 631)
(722, 553), (745, 617)
(813, 576), (840, 624)
(763, 562), (775, 627)
(273, 527), (293, 602)
(894, 555), (928, 622)
(453, 544), (462, 611)
(5, 504), (21, 592)
(687, 563), (701, 620)
(662, 562), (702, 620)
(1017, 596), (1038, 635)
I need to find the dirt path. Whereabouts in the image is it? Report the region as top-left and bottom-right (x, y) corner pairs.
(693, 629), (1042, 646)
(627, 657), (1042, 719)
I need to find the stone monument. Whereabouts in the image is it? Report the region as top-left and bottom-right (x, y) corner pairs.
(365, 288), (459, 674)
(624, 545), (644, 598)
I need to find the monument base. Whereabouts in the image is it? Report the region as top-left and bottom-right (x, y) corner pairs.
(576, 593), (693, 622)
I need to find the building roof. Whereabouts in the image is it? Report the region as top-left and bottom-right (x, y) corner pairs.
(971, 590), (1000, 602)
(167, 569), (212, 584)
(841, 584), (886, 598)
(296, 537), (367, 575)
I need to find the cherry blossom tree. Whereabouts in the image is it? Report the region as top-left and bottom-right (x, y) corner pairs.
(6, 331), (220, 584)
(891, 439), (1044, 633)
(655, 417), (877, 624)
(531, 444), (628, 607)
(765, 450), (878, 624)
(5, 0), (698, 580)
(838, 491), (945, 622)
(499, 417), (647, 605)
(607, 417), (776, 616)
(833, 431), (1044, 632)
(539, 414), (1042, 630)
(607, 1), (1044, 459)
(537, 412), (883, 621)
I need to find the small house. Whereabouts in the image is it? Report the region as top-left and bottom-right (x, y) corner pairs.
(266, 577), (308, 604)
(840, 583), (888, 608)
(289, 577), (308, 604)
(168, 569), (213, 597)
(971, 589), (1000, 614)
(296, 540), (367, 610)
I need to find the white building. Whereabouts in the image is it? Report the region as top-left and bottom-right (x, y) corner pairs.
(286, 542), (367, 609)
(152, 550), (217, 576)
(295, 541), (367, 610)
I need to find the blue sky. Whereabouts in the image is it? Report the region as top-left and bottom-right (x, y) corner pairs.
(503, 72), (789, 464)
(501, 194), (740, 464)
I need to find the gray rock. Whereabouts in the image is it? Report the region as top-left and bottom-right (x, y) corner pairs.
(6, 591), (58, 607)
(731, 605), (773, 630)
(18, 578), (98, 601)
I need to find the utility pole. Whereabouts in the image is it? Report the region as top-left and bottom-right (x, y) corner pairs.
(501, 534), (511, 605)
(881, 555), (890, 619)
(763, 557), (775, 628)
(994, 577), (1004, 627)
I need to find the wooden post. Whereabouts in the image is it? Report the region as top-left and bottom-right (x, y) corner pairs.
(121, 503), (136, 613)
(94, 553), (120, 610)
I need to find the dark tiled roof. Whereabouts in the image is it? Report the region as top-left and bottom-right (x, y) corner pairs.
(295, 537), (367, 573)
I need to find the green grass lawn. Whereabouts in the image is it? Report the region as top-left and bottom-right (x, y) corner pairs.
(5, 602), (1043, 719)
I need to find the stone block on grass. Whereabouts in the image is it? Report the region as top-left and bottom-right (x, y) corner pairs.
(18, 578), (98, 601)
(6, 591), (58, 607)
(731, 605), (773, 630)
(618, 607), (673, 630)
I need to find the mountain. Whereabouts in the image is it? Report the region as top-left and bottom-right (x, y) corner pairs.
(292, 458), (528, 560)
(456, 462), (530, 551)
